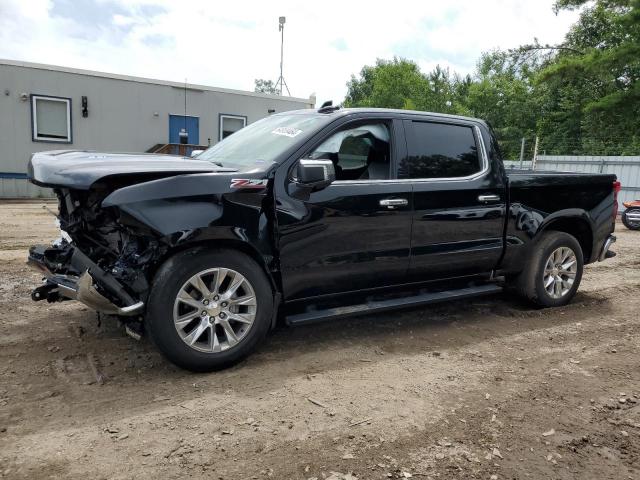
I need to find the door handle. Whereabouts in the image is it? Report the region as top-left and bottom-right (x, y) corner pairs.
(379, 198), (408, 208)
(478, 194), (501, 203)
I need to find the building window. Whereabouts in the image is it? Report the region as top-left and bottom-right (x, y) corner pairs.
(219, 114), (247, 141)
(31, 95), (72, 143)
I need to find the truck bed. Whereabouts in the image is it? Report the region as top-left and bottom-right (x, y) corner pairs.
(501, 169), (617, 269)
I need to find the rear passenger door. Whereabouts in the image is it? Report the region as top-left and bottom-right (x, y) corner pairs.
(401, 118), (506, 281)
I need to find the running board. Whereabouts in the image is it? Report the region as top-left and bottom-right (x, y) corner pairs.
(285, 283), (503, 326)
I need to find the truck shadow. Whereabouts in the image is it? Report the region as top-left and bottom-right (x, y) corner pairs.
(259, 290), (609, 362)
(105, 288), (612, 396)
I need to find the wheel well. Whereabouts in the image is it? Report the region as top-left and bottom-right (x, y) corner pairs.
(543, 218), (593, 261)
(153, 240), (281, 294)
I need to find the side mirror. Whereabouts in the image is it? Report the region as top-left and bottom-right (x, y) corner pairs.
(296, 159), (335, 191)
(190, 149), (204, 158)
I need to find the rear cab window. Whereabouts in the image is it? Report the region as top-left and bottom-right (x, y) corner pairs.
(399, 120), (482, 179)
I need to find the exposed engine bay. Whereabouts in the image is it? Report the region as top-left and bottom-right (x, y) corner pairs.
(29, 185), (166, 314)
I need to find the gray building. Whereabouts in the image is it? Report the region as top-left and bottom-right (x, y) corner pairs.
(0, 59), (315, 197)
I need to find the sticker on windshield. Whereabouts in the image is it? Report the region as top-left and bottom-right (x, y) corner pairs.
(271, 127), (302, 138)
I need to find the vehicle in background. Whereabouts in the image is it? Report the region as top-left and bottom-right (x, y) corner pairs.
(622, 200), (640, 230)
(26, 107), (619, 371)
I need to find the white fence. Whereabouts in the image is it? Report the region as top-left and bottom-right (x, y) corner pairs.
(504, 155), (640, 210)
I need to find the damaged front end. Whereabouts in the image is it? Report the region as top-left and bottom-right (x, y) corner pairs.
(27, 150), (273, 326)
(28, 186), (164, 317)
(28, 244), (145, 315)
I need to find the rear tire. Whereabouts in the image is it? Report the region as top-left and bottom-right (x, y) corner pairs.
(513, 231), (584, 308)
(146, 248), (273, 372)
(622, 208), (640, 230)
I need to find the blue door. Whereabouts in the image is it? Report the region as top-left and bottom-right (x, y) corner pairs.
(169, 115), (199, 144)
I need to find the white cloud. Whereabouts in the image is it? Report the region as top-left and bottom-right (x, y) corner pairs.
(0, 0), (581, 105)
(111, 13), (136, 27)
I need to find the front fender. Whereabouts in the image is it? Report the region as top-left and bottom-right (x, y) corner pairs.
(102, 172), (274, 259)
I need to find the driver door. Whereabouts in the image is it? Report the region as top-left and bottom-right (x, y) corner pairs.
(275, 117), (413, 301)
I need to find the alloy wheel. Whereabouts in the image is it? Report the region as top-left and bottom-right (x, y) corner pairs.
(543, 247), (578, 299)
(172, 268), (257, 353)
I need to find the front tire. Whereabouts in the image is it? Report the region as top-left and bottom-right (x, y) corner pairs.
(514, 231), (584, 308)
(622, 208), (640, 230)
(146, 248), (273, 372)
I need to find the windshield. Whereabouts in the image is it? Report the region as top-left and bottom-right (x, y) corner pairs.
(196, 113), (329, 170)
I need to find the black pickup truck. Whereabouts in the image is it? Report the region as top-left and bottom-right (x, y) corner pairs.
(27, 107), (619, 371)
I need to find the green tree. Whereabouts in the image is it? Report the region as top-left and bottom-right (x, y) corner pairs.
(342, 0), (640, 157)
(424, 65), (460, 114)
(537, 0), (640, 153)
(462, 50), (543, 158)
(344, 58), (464, 113)
(344, 58), (431, 110)
(254, 79), (279, 95)
(343, 55), (542, 158)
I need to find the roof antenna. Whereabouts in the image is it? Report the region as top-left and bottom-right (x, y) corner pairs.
(274, 16), (291, 96)
(318, 100), (340, 113)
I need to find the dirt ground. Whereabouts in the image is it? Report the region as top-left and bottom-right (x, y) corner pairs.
(0, 201), (639, 480)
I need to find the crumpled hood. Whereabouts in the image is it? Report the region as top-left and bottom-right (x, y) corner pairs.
(28, 150), (236, 189)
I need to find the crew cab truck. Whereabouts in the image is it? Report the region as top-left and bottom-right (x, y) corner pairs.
(27, 107), (619, 371)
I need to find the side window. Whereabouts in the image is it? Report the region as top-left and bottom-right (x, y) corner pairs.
(399, 121), (480, 179)
(308, 123), (391, 181)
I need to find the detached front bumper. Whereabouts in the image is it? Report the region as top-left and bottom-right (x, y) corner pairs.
(28, 244), (144, 316)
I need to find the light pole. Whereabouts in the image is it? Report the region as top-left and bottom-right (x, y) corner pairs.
(274, 16), (290, 96)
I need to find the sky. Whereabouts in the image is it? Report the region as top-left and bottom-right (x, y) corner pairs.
(0, 0), (582, 105)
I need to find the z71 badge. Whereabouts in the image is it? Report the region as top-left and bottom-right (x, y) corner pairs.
(230, 178), (268, 189)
